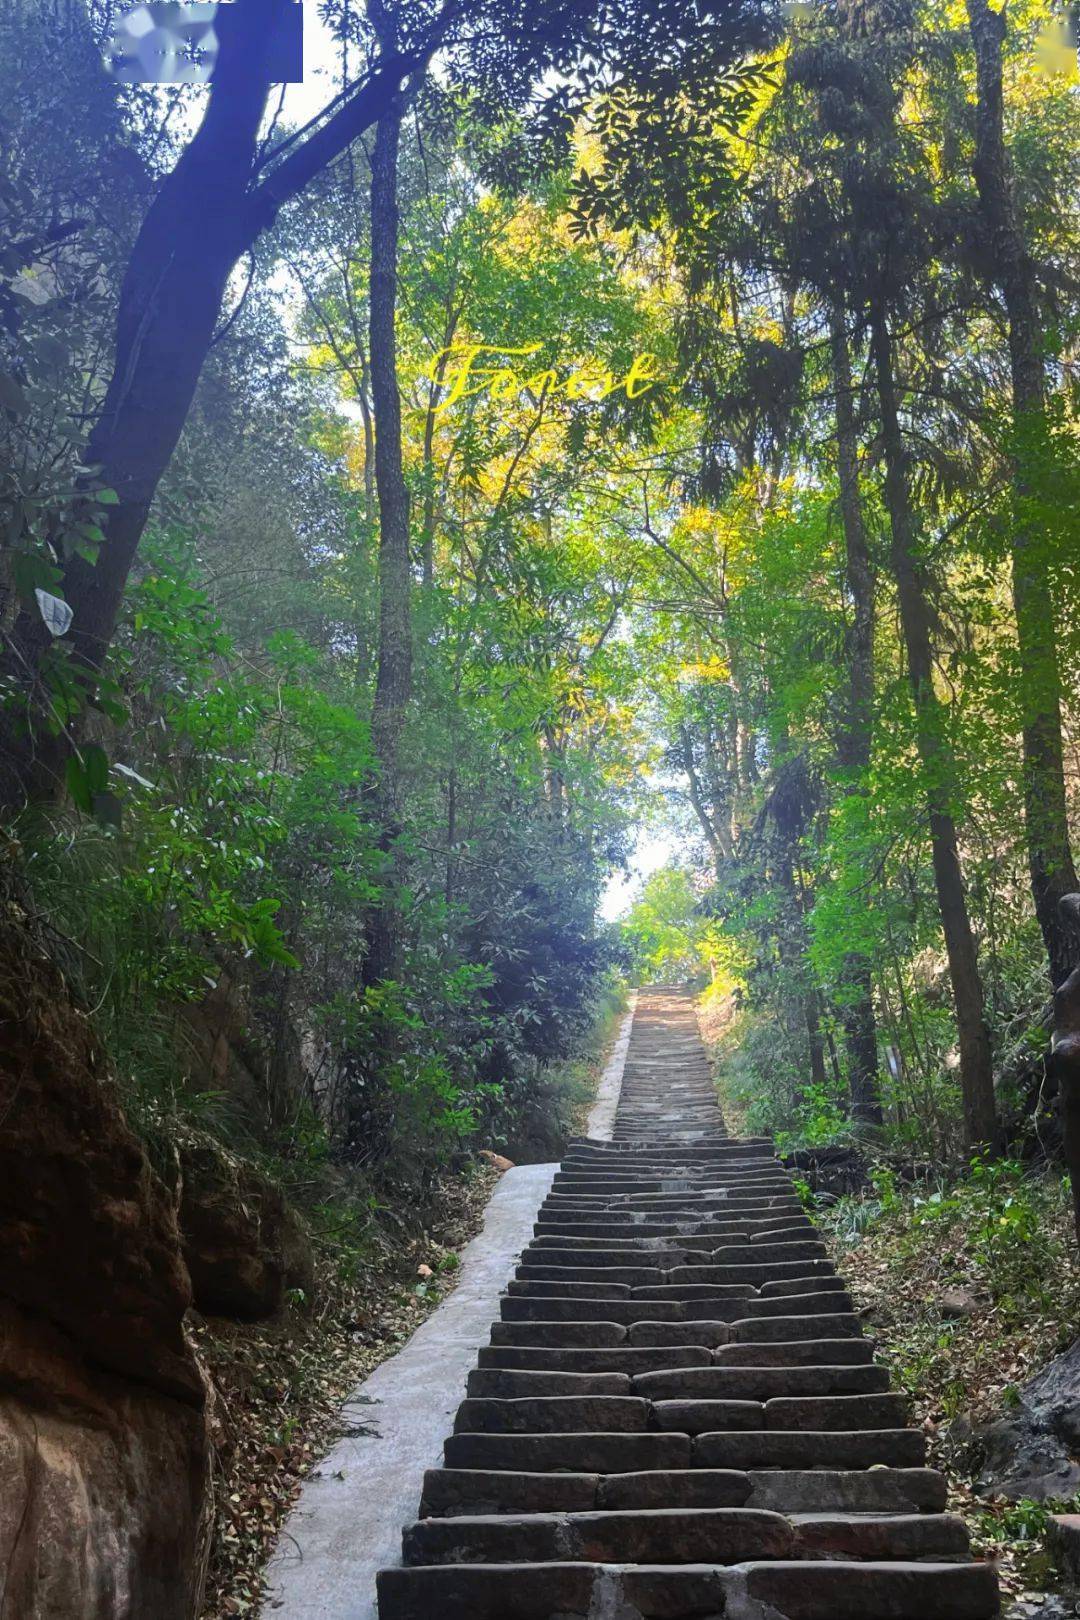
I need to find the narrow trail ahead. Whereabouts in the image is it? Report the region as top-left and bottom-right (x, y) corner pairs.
(377, 987), (1000, 1619)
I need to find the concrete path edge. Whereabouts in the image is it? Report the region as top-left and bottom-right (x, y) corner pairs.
(584, 989), (637, 1142)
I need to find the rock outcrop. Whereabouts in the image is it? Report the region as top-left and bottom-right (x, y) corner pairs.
(0, 918), (210, 1619)
(177, 1132), (314, 1320)
(972, 1337), (1080, 1502)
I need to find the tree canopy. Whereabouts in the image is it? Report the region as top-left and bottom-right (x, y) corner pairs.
(2, 0), (1080, 1185)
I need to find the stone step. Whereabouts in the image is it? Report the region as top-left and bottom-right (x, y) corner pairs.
(713, 1337), (875, 1366)
(401, 1506), (969, 1567)
(452, 1388), (908, 1437)
(515, 1268), (757, 1294)
(377, 1560), (999, 1619)
(691, 1428), (926, 1469)
(539, 1191), (797, 1210)
(651, 1392), (909, 1434)
(548, 1175), (794, 1192)
(490, 1321), (630, 1348)
(566, 1138), (773, 1151)
(525, 1253), (838, 1286)
(602, 1466), (948, 1515)
(403, 1506), (797, 1566)
(420, 1468), (605, 1518)
(680, 1261), (839, 1286)
(443, 1431), (693, 1474)
(454, 1396), (651, 1434)
(623, 1321), (734, 1348)
(631, 1364), (890, 1400)
(510, 1276), (753, 1298)
(466, 1369), (634, 1398)
(418, 1467), (756, 1517)
(543, 1189), (804, 1204)
(632, 1286), (847, 1309)
(729, 1312), (863, 1341)
(488, 1315), (880, 1354)
(760, 1274), (846, 1296)
(566, 1142), (774, 1157)
(748, 1290), (853, 1316)
(551, 1184), (804, 1205)
(540, 1211), (809, 1231)
(478, 1346), (715, 1373)
(527, 1224), (806, 1250)
(480, 1329), (871, 1367)
(542, 1213), (816, 1238)
(499, 1296), (750, 1324)
(533, 1221), (807, 1240)
(514, 1264), (710, 1286)
(500, 1296), (854, 1328)
(505, 1279), (634, 1298)
(540, 1212), (814, 1238)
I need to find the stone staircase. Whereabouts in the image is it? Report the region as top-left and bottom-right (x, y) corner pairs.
(376, 986), (1000, 1619)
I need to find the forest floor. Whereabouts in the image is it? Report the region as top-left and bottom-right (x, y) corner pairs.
(829, 1176), (1080, 1607)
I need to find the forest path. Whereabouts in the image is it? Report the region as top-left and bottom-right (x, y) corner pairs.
(374, 985), (1002, 1619)
(262, 1002), (636, 1618)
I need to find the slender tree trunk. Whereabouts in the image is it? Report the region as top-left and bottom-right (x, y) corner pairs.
(681, 724), (726, 870)
(869, 302), (998, 1152)
(805, 992), (828, 1094)
(1051, 895), (1080, 1249)
(420, 318), (457, 586)
(364, 76), (411, 986)
(829, 303), (883, 1123)
(966, 0), (1079, 988)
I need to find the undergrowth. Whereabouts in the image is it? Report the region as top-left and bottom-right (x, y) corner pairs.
(819, 1160), (1080, 1603)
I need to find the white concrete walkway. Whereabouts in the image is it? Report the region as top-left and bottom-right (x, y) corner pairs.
(263, 1162), (556, 1619)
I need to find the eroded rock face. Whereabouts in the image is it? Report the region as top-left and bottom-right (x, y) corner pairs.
(177, 1133), (314, 1319)
(0, 920), (209, 1619)
(973, 1337), (1080, 1501)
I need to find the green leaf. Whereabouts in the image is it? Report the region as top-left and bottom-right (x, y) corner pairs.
(65, 755), (93, 815)
(91, 692), (129, 725)
(12, 552), (62, 599)
(83, 743), (110, 796)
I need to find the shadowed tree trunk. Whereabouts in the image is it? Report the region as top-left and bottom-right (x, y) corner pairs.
(965, 0), (1079, 990)
(869, 301), (998, 1153)
(363, 44), (411, 987)
(1051, 895), (1080, 1250)
(829, 302), (883, 1125)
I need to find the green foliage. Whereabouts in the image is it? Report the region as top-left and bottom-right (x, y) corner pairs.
(619, 866), (706, 981)
(828, 1156), (1068, 1325)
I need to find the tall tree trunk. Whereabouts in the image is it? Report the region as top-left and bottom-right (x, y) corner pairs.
(869, 302), (998, 1152)
(829, 303), (883, 1124)
(363, 72), (411, 986)
(966, 0), (1079, 989)
(1051, 895), (1080, 1250)
(680, 724), (727, 870)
